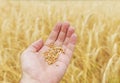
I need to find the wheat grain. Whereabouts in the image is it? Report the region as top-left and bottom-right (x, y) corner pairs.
(43, 44), (64, 64)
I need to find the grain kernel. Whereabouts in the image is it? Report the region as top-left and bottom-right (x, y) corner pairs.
(43, 44), (64, 65)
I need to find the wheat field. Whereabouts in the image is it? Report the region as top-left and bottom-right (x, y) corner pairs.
(0, 1), (120, 83)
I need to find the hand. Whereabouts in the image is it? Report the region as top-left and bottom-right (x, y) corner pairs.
(20, 22), (77, 83)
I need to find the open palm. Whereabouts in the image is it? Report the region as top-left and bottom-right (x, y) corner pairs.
(20, 22), (77, 83)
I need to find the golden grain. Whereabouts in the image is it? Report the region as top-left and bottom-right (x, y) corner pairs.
(44, 44), (64, 64)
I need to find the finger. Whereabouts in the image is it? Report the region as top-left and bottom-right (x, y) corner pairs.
(54, 33), (77, 67)
(62, 27), (74, 52)
(26, 39), (44, 52)
(45, 22), (62, 45)
(55, 22), (70, 46)
(39, 23), (62, 54)
(66, 33), (77, 59)
(63, 27), (74, 46)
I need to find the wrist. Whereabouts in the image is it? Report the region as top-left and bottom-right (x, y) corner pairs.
(20, 74), (41, 83)
(20, 73), (59, 83)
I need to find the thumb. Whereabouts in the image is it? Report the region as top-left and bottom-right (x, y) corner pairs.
(26, 39), (44, 52)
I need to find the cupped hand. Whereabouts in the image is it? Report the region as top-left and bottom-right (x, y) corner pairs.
(20, 22), (77, 83)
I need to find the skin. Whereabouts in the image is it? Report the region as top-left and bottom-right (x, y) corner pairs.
(20, 22), (77, 83)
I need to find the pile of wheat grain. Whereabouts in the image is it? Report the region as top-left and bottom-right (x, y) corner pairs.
(0, 1), (120, 83)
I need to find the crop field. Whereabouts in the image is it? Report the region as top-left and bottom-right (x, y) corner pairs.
(0, 1), (120, 83)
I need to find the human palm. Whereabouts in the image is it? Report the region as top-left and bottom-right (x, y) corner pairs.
(20, 22), (77, 83)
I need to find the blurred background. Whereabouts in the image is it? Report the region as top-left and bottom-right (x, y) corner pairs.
(0, 0), (120, 83)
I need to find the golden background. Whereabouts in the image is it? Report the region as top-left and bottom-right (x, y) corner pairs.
(0, 1), (120, 83)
